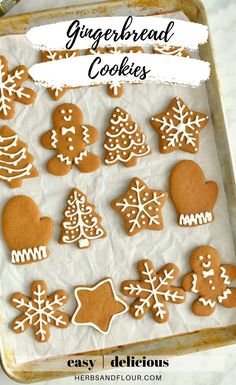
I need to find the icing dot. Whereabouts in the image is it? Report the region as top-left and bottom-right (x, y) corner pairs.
(141, 214), (145, 219)
(166, 112), (170, 116)
(127, 213), (131, 217)
(161, 135), (165, 139)
(131, 210), (136, 214)
(109, 139), (112, 142)
(111, 126), (115, 130)
(68, 109), (73, 113)
(139, 150), (142, 153)
(179, 143), (182, 147)
(143, 197), (147, 201)
(196, 130), (199, 134)
(124, 141), (127, 144)
(145, 193), (149, 196)
(121, 135), (125, 138)
(129, 135), (132, 139)
(129, 195), (133, 199)
(115, 139), (119, 143)
(69, 146), (74, 150)
(68, 137), (72, 142)
(155, 208), (159, 211)
(142, 221), (146, 224)
(198, 256), (204, 260)
(163, 146), (167, 150)
(190, 111), (193, 115)
(148, 206), (152, 210)
(212, 286), (215, 290)
(132, 199), (137, 203)
(194, 148), (198, 152)
(61, 109), (65, 113)
(209, 280), (213, 284)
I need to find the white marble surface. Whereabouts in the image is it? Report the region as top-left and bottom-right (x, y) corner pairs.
(1, 0), (236, 384)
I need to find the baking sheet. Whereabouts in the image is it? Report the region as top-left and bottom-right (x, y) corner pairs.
(0, 11), (235, 365)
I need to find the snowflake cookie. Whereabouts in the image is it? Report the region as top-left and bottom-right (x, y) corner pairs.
(10, 280), (70, 342)
(40, 50), (80, 101)
(41, 103), (101, 175)
(150, 97), (208, 154)
(72, 277), (128, 334)
(112, 177), (168, 236)
(121, 259), (185, 323)
(0, 55), (36, 120)
(0, 125), (38, 188)
(2, 195), (54, 264)
(182, 246), (236, 316)
(153, 45), (190, 58)
(104, 107), (151, 167)
(59, 188), (106, 249)
(169, 160), (218, 227)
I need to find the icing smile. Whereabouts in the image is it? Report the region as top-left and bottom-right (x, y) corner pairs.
(63, 115), (72, 122)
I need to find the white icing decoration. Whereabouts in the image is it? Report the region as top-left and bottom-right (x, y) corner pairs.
(108, 81), (122, 96)
(51, 129), (58, 148)
(151, 98), (207, 150)
(11, 246), (48, 264)
(202, 269), (214, 278)
(179, 212), (213, 226)
(124, 262), (184, 320)
(63, 115), (72, 122)
(153, 45), (189, 57)
(0, 58), (31, 117)
(220, 266), (231, 285)
(72, 277), (128, 334)
(202, 261), (212, 268)
(218, 288), (232, 303)
(199, 297), (216, 308)
(81, 125), (90, 143)
(0, 132), (33, 181)
(57, 154), (71, 165)
(74, 150), (88, 164)
(12, 282), (68, 342)
(61, 126), (75, 136)
(115, 179), (166, 234)
(191, 273), (198, 293)
(61, 189), (105, 247)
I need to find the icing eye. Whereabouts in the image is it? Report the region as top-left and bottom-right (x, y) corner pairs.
(207, 255), (211, 259)
(68, 109), (73, 113)
(198, 256), (203, 260)
(61, 109), (65, 114)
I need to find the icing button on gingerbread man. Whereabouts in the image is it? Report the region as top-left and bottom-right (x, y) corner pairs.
(182, 246), (236, 316)
(41, 103), (101, 176)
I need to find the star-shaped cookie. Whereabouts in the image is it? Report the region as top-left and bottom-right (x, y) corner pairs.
(112, 177), (168, 236)
(150, 97), (209, 154)
(71, 278), (128, 334)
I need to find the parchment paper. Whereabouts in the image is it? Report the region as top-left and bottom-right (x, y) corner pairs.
(0, 12), (235, 365)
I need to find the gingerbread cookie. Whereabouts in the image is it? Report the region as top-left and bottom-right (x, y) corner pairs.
(150, 97), (208, 154)
(0, 125), (38, 188)
(169, 160), (218, 227)
(41, 103), (101, 175)
(72, 277), (128, 334)
(182, 246), (236, 316)
(10, 280), (70, 342)
(40, 50), (80, 100)
(121, 259), (185, 323)
(104, 107), (151, 167)
(59, 188), (106, 249)
(112, 177), (168, 236)
(153, 45), (190, 57)
(2, 195), (54, 264)
(0, 55), (36, 120)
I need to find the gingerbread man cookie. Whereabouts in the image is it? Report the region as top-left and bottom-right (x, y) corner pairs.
(112, 177), (168, 236)
(0, 55), (36, 120)
(2, 195), (54, 265)
(182, 246), (236, 316)
(104, 107), (151, 167)
(40, 50), (80, 101)
(0, 125), (38, 188)
(169, 160), (218, 227)
(150, 97), (208, 154)
(121, 259), (185, 323)
(10, 280), (70, 342)
(72, 277), (128, 334)
(41, 103), (101, 175)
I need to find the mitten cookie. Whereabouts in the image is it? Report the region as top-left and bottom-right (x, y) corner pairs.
(150, 97), (208, 154)
(169, 160), (218, 226)
(0, 55), (36, 120)
(121, 259), (185, 323)
(2, 195), (54, 264)
(72, 277), (128, 334)
(112, 177), (168, 236)
(40, 50), (80, 101)
(41, 103), (101, 176)
(59, 188), (106, 249)
(104, 107), (151, 167)
(153, 45), (190, 57)
(182, 246), (236, 316)
(10, 280), (70, 342)
(0, 125), (38, 188)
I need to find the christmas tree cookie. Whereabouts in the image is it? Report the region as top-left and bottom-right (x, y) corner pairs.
(0, 125), (38, 188)
(59, 188), (106, 249)
(104, 107), (151, 167)
(0, 55), (36, 120)
(150, 97), (208, 154)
